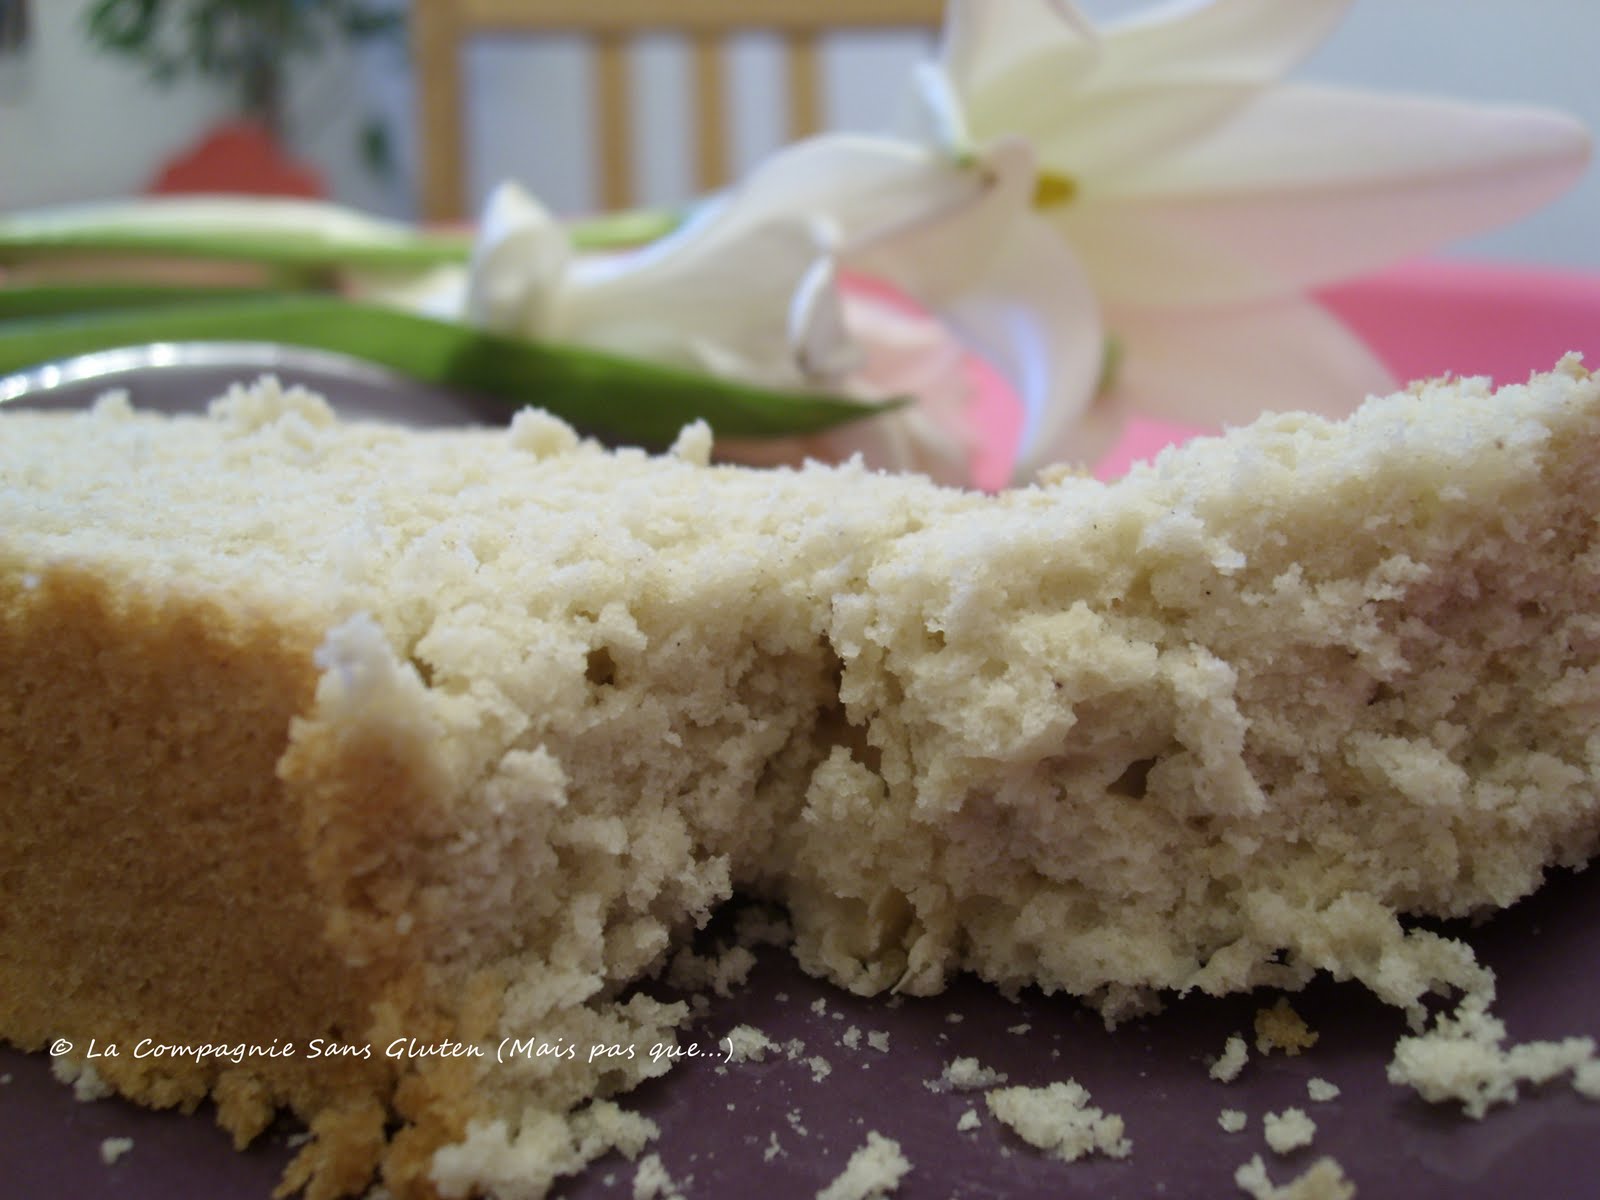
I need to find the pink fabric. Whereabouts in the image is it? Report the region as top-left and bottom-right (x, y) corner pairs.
(973, 259), (1600, 488)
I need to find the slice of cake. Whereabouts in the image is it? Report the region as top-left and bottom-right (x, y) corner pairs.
(2, 358), (1597, 1199)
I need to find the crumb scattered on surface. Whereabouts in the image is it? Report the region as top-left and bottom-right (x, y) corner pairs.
(51, 1057), (112, 1102)
(807, 1056), (833, 1082)
(1008, 1024), (1032, 1036)
(956, 1109), (981, 1133)
(866, 1031), (890, 1054)
(1575, 1060), (1600, 1099)
(811, 999), (828, 1017)
(1306, 1078), (1340, 1103)
(1219, 1109), (1248, 1133)
(1234, 1154), (1355, 1200)
(815, 1132), (910, 1200)
(985, 1081), (1131, 1163)
(1263, 1108), (1316, 1154)
(763, 1133), (784, 1163)
(941, 1057), (1008, 1091)
(1211, 1035), (1250, 1083)
(1387, 1001), (1599, 1117)
(724, 1025), (775, 1064)
(1255, 999), (1318, 1057)
(632, 1153), (684, 1200)
(945, 1014), (964, 1025)
(842, 1026), (862, 1050)
(99, 1137), (134, 1165)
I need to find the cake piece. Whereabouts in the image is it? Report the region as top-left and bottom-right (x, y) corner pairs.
(3, 358), (1599, 1199)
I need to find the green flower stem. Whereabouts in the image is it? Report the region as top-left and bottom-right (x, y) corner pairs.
(569, 206), (684, 250)
(0, 226), (475, 273)
(0, 296), (895, 443)
(0, 206), (683, 277)
(0, 283), (294, 321)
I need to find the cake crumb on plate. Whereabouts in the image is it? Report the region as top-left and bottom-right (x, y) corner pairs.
(816, 1132), (910, 1200)
(1263, 1108), (1316, 1154)
(985, 1080), (1131, 1162)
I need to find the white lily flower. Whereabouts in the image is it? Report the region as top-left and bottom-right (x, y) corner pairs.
(407, 129), (1099, 485)
(930, 0), (1592, 480)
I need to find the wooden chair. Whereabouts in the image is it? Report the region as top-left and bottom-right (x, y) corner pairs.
(411, 0), (944, 221)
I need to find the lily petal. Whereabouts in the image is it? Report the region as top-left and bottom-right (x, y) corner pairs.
(561, 212), (852, 388)
(1096, 0), (1352, 85)
(941, 0), (1097, 100)
(789, 248), (865, 383)
(463, 182), (572, 334)
(674, 133), (985, 261)
(847, 136), (1039, 308)
(1057, 86), (1593, 306)
(976, 0), (1355, 164)
(719, 288), (977, 486)
(903, 209), (1102, 486)
(1027, 79), (1275, 181)
(1105, 295), (1394, 430)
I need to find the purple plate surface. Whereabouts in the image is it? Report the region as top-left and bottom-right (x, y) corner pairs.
(4, 865), (1600, 1199)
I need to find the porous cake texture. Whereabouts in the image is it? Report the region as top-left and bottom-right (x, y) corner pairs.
(2, 358), (1598, 1198)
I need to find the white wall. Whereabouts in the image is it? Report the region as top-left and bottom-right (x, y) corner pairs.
(0, 1), (1596, 267)
(0, 0), (228, 209)
(0, 0), (413, 217)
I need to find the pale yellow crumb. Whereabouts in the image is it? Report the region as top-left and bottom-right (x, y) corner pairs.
(1306, 1078), (1340, 1103)
(1234, 1154), (1355, 1200)
(1574, 1060), (1600, 1099)
(1219, 1109), (1248, 1133)
(1211, 1035), (1250, 1083)
(1263, 1108), (1316, 1154)
(1255, 999), (1319, 1057)
(941, 1057), (1008, 1091)
(1387, 1001), (1598, 1118)
(815, 1132), (910, 1200)
(632, 1152), (685, 1200)
(99, 1137), (134, 1166)
(985, 1080), (1130, 1162)
(51, 1057), (112, 1102)
(724, 1025), (776, 1064)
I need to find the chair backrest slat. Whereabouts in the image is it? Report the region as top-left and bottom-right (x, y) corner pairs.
(413, 0), (942, 221)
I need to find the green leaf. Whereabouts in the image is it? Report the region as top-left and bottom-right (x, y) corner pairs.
(0, 297), (895, 443)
